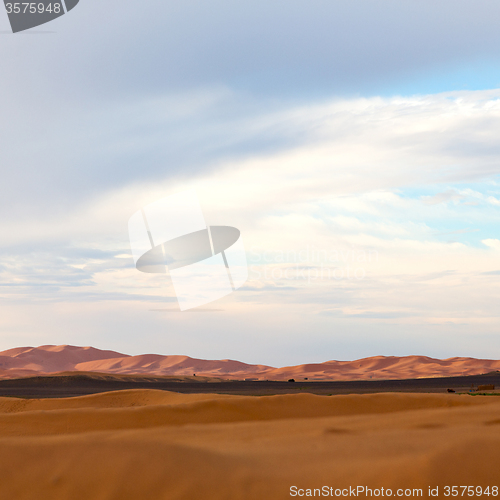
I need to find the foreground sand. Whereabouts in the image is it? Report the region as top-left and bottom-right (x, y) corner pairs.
(0, 390), (499, 499)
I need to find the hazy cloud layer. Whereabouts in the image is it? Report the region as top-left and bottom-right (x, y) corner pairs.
(3, 0), (500, 212)
(2, 3), (500, 362)
(1, 88), (500, 361)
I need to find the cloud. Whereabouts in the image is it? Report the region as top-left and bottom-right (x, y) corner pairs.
(4, 1), (500, 362)
(3, 0), (500, 212)
(487, 196), (500, 206)
(421, 189), (465, 205)
(3, 88), (500, 292)
(4, 0), (500, 100)
(2, 84), (500, 360)
(482, 239), (500, 250)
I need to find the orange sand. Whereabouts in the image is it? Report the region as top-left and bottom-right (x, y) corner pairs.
(0, 389), (499, 499)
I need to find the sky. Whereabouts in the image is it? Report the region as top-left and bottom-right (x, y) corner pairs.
(1, 1), (500, 365)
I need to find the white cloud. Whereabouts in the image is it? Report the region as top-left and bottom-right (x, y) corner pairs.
(487, 196), (500, 206)
(421, 189), (465, 205)
(482, 239), (500, 250)
(2, 88), (500, 360)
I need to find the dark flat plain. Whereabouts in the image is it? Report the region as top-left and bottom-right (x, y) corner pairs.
(0, 371), (498, 398)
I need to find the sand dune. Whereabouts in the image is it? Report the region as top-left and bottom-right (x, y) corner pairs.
(0, 390), (492, 436)
(0, 345), (125, 375)
(0, 345), (499, 381)
(269, 355), (500, 380)
(0, 389), (499, 499)
(75, 353), (272, 378)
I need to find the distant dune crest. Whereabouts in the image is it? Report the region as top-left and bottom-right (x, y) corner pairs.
(0, 345), (499, 380)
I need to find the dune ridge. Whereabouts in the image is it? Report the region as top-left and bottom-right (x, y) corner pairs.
(0, 390), (491, 436)
(0, 345), (499, 381)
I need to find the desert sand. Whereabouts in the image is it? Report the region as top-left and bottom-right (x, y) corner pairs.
(0, 389), (499, 499)
(1, 345), (500, 380)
